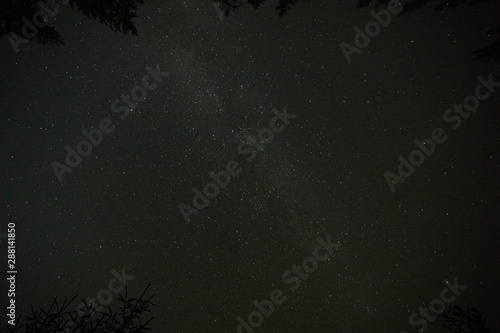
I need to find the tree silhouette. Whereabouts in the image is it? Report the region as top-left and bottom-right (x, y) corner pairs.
(214, 0), (308, 17)
(3, 0), (498, 62)
(1, 283), (154, 333)
(417, 297), (492, 333)
(474, 24), (500, 64)
(214, 0), (500, 63)
(1, 0), (143, 51)
(440, 305), (492, 333)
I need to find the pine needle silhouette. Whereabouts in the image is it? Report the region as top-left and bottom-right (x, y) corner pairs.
(1, 283), (154, 333)
(0, 0), (144, 47)
(474, 24), (500, 63)
(440, 305), (492, 333)
(214, 0), (499, 63)
(416, 297), (492, 333)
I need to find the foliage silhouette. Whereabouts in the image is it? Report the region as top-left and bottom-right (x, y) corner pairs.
(0, 0), (143, 48)
(439, 305), (492, 333)
(414, 298), (492, 333)
(3, 0), (498, 62)
(474, 24), (500, 64)
(1, 283), (154, 333)
(214, 0), (500, 63)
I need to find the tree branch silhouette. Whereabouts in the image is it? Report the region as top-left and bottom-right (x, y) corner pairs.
(1, 283), (155, 333)
(0, 0), (144, 48)
(214, 0), (499, 62)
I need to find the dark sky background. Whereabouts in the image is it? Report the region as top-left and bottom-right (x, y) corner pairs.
(1, 0), (499, 332)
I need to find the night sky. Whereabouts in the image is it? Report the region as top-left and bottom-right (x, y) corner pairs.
(1, 0), (500, 332)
